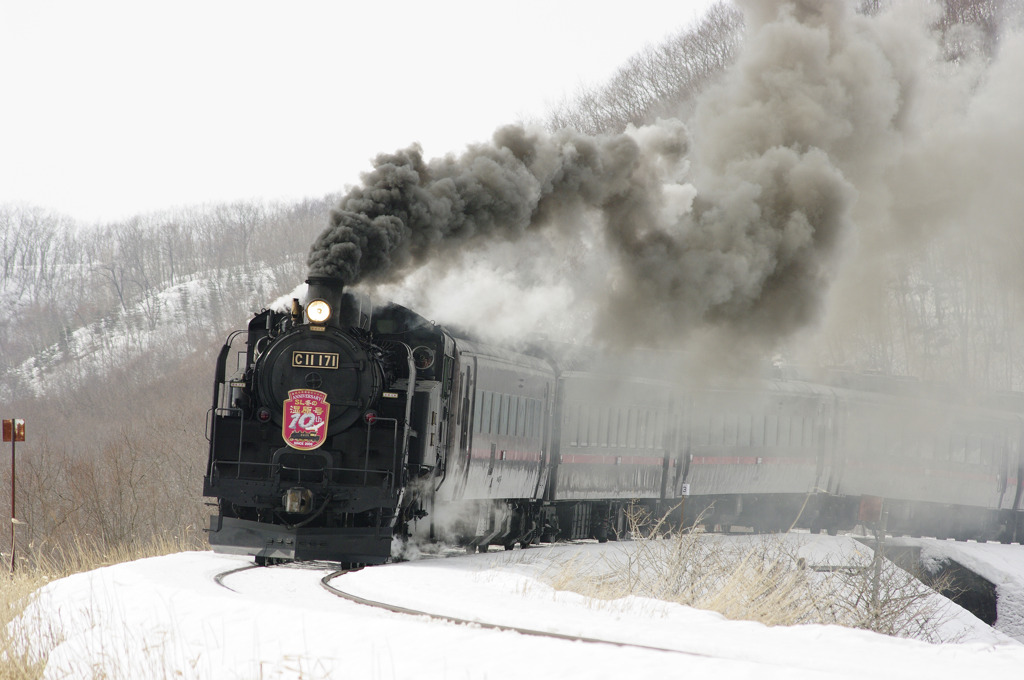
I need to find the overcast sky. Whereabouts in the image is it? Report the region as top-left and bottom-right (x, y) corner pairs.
(0, 0), (718, 223)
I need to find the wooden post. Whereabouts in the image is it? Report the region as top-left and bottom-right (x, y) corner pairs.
(4, 419), (25, 574)
(9, 435), (15, 574)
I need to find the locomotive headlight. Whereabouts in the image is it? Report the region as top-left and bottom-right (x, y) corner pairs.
(306, 299), (331, 324)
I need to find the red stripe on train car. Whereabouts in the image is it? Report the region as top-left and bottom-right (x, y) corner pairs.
(690, 456), (812, 465)
(467, 448), (542, 462)
(559, 454), (665, 465)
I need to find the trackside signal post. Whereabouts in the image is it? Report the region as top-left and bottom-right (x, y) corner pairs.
(4, 419), (25, 573)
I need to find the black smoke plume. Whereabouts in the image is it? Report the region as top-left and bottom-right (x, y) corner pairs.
(307, 124), (674, 286)
(309, 114), (851, 348)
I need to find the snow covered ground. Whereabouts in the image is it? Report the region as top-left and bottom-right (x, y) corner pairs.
(10, 536), (1024, 679)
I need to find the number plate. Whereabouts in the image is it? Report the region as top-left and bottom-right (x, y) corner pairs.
(292, 351), (339, 369)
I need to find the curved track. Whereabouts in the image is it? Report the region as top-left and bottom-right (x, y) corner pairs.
(212, 564), (261, 592)
(213, 558), (710, 657)
(318, 568), (716, 658)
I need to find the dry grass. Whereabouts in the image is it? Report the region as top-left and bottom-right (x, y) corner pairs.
(0, 531), (204, 679)
(545, 509), (956, 641)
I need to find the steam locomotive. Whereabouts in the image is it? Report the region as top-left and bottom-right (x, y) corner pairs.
(204, 277), (1024, 565)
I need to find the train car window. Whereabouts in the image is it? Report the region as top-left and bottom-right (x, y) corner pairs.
(532, 395), (540, 438)
(764, 415), (778, 447)
(489, 393), (501, 436)
(583, 405), (592, 446)
(524, 399), (533, 441)
(475, 390), (484, 434)
(510, 396), (518, 437)
(890, 432), (903, 458)
(589, 405), (598, 447)
(517, 397), (527, 438)
(495, 394), (503, 435)
(534, 400), (543, 439)
(654, 411), (663, 449)
(615, 410), (625, 447)
(574, 405), (583, 446)
(778, 416), (791, 448)
(481, 391), (492, 434)
(598, 408), (608, 447)
(499, 394), (510, 436)
(518, 396), (526, 438)
(519, 397), (527, 437)
(625, 410), (636, 448)
(981, 436), (993, 466)
(691, 413), (706, 447)
(508, 395), (515, 437)
(569, 403), (577, 446)
(579, 405), (589, 446)
(723, 414), (737, 447)
(920, 437), (934, 460)
(750, 415), (763, 447)
(866, 430), (882, 457)
(707, 414), (721, 446)
(508, 397), (518, 437)
(967, 436), (982, 465)
(738, 414), (751, 448)
(491, 392), (501, 435)
(791, 417), (802, 450)
(510, 397), (517, 438)
(951, 434), (966, 463)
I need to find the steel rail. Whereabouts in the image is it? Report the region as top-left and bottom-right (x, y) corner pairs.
(318, 569), (718, 659)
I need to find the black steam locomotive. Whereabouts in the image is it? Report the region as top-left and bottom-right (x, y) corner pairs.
(204, 277), (1024, 565)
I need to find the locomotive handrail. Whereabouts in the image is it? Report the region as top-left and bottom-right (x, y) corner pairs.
(363, 416), (400, 487)
(212, 459), (395, 477)
(208, 330), (247, 481)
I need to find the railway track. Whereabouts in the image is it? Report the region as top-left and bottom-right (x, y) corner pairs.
(317, 568), (715, 657)
(213, 557), (714, 659)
